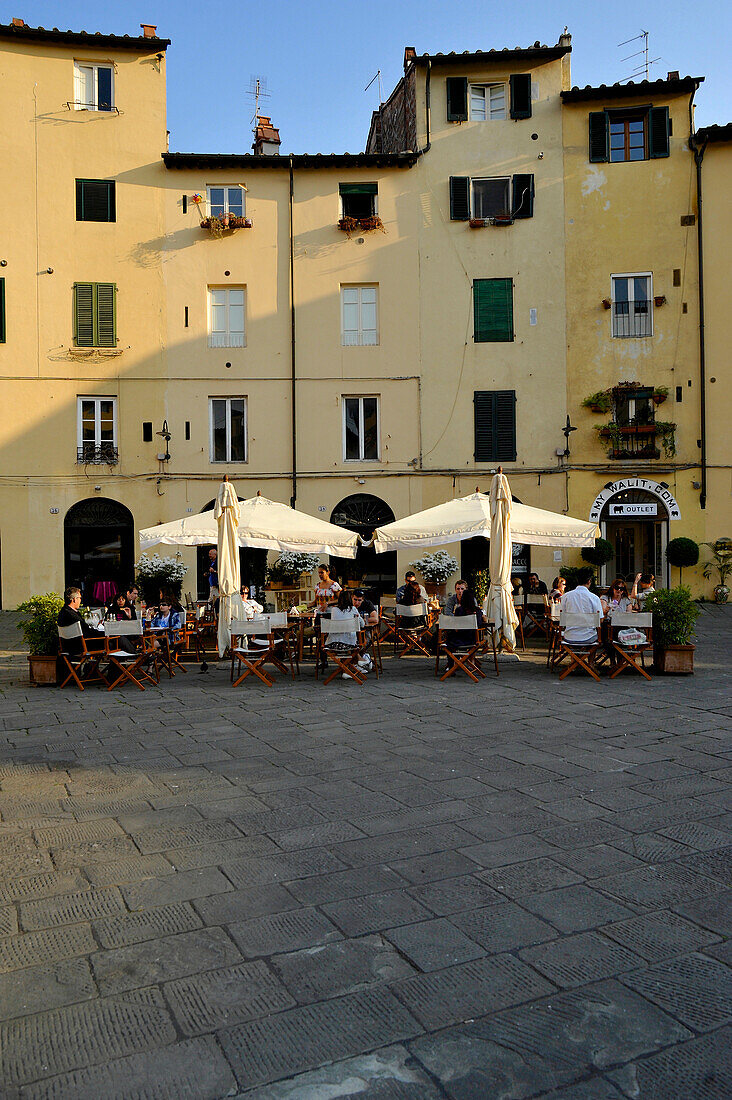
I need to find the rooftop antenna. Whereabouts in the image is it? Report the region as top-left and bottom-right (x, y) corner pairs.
(246, 75), (271, 130)
(617, 30), (661, 82)
(364, 70), (383, 104)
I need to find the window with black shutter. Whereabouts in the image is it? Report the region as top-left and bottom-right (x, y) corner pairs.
(474, 391), (516, 461)
(339, 182), (377, 219)
(512, 174), (534, 218)
(446, 77), (468, 121)
(473, 279), (514, 342)
(509, 74), (532, 119)
(449, 176), (470, 220)
(0, 278), (5, 343)
(76, 179), (116, 222)
(588, 106), (670, 163)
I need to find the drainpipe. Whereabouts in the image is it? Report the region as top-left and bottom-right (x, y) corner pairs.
(288, 154), (297, 509)
(424, 59), (431, 153)
(689, 94), (707, 510)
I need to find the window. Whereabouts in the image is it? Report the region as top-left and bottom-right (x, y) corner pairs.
(474, 391), (516, 462)
(76, 179), (116, 222)
(472, 177), (510, 218)
(470, 84), (506, 121)
(341, 286), (378, 346)
(339, 183), (377, 220)
(0, 278), (5, 343)
(614, 386), (654, 427)
(77, 397), (117, 464)
(450, 175), (534, 221)
(343, 397), (380, 461)
(208, 287), (245, 348)
(73, 62), (114, 111)
(589, 107), (670, 163)
(207, 187), (245, 218)
(209, 398), (247, 463)
(73, 283), (116, 347)
(473, 278), (514, 342)
(612, 274), (652, 338)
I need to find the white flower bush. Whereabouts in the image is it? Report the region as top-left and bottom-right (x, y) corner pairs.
(135, 553), (187, 582)
(410, 551), (459, 583)
(277, 552), (321, 576)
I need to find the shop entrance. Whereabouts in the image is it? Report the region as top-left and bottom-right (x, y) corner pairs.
(600, 489), (668, 587)
(64, 497), (134, 606)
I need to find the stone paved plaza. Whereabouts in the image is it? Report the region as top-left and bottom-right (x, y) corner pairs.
(0, 609), (730, 1098)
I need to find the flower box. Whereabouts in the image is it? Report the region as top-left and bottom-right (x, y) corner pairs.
(199, 216), (252, 234)
(469, 218), (487, 228)
(337, 215), (384, 235)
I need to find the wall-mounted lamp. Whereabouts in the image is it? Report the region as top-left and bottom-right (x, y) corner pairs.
(561, 415), (578, 457)
(156, 419), (171, 462)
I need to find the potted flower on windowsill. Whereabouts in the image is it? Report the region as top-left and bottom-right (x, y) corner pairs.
(17, 593), (64, 685)
(337, 215), (384, 236)
(410, 551), (459, 599)
(644, 585), (700, 674)
(583, 391), (612, 414)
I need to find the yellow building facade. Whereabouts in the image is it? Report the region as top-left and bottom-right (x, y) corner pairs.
(0, 20), (727, 607)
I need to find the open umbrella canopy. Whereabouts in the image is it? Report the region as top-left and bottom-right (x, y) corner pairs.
(140, 493), (360, 558)
(374, 490), (599, 551)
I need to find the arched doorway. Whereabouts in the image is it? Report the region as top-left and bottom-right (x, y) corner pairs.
(589, 478), (681, 589)
(330, 494), (397, 599)
(195, 498), (267, 600)
(64, 498), (134, 605)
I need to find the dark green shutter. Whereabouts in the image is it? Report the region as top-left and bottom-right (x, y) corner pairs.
(74, 282), (116, 346)
(649, 106), (670, 158)
(474, 391), (517, 461)
(74, 283), (95, 346)
(512, 174), (534, 218)
(338, 183), (378, 195)
(0, 278), (5, 343)
(589, 111), (609, 162)
(474, 279), (514, 342)
(446, 77), (468, 121)
(76, 179), (116, 222)
(449, 176), (470, 220)
(509, 74), (532, 119)
(95, 283), (116, 346)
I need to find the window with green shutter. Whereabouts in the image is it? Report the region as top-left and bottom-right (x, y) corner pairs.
(473, 279), (514, 342)
(446, 77), (468, 121)
(474, 391), (516, 461)
(76, 179), (116, 222)
(589, 106), (670, 163)
(73, 282), (117, 347)
(0, 278), (5, 343)
(509, 74), (532, 119)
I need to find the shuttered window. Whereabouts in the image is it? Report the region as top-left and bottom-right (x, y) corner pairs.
(589, 106), (670, 162)
(449, 176), (471, 220)
(73, 282), (117, 347)
(512, 174), (534, 218)
(0, 278), (5, 343)
(451, 176), (534, 220)
(509, 74), (532, 119)
(446, 77), (468, 121)
(474, 391), (517, 461)
(473, 279), (514, 342)
(339, 183), (377, 219)
(76, 179), (116, 222)
(73, 62), (114, 111)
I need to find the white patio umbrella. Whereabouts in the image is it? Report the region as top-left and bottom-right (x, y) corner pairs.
(486, 470), (519, 650)
(215, 478), (241, 658)
(140, 493), (360, 557)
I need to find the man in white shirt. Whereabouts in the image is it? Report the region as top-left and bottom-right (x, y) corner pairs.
(562, 569), (603, 646)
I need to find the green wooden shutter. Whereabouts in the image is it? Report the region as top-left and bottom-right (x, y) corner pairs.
(512, 174), (534, 218)
(74, 282), (94, 346)
(449, 176), (470, 220)
(474, 391), (516, 461)
(509, 74), (532, 119)
(649, 106), (670, 158)
(474, 279), (514, 342)
(0, 278), (5, 343)
(589, 111), (609, 162)
(495, 391), (517, 460)
(76, 179), (116, 222)
(95, 283), (117, 346)
(474, 391), (496, 460)
(446, 77), (468, 121)
(338, 183), (378, 195)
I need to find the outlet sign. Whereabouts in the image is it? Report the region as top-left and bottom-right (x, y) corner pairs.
(609, 504), (657, 517)
(589, 478), (681, 523)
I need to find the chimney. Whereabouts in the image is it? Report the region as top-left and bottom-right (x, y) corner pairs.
(404, 46), (416, 66)
(558, 28), (572, 48)
(140, 23), (157, 38)
(252, 115), (281, 156)
(667, 70), (680, 81)
(11, 17), (25, 26)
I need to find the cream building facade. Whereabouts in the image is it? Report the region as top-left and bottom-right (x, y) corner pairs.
(0, 19), (727, 607)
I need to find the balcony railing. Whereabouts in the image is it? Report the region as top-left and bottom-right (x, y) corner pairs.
(612, 302), (652, 338)
(610, 427), (659, 460)
(77, 445), (119, 465)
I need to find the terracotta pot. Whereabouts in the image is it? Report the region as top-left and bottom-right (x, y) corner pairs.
(425, 582), (447, 597)
(654, 644), (695, 674)
(28, 655), (59, 685)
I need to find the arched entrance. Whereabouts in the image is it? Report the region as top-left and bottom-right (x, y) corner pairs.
(589, 478), (681, 588)
(64, 498), (134, 605)
(195, 498), (267, 600)
(330, 494), (397, 599)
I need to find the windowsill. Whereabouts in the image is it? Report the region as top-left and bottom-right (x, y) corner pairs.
(207, 342), (247, 349)
(210, 460), (248, 465)
(343, 459), (381, 464)
(469, 217), (513, 228)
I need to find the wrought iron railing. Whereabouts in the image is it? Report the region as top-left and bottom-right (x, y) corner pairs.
(77, 445), (119, 465)
(611, 427), (659, 459)
(612, 302), (652, 338)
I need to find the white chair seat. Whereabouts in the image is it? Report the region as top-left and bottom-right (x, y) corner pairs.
(108, 649), (135, 659)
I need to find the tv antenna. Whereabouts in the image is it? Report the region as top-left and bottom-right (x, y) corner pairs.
(365, 70), (383, 104)
(246, 75), (271, 127)
(617, 31), (661, 82)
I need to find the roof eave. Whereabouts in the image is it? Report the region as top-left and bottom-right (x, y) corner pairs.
(561, 77), (703, 103)
(412, 45), (570, 66)
(0, 24), (170, 50)
(162, 152), (420, 169)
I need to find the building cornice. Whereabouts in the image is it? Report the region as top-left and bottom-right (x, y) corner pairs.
(0, 22), (170, 51)
(163, 151), (419, 170)
(561, 76), (703, 103)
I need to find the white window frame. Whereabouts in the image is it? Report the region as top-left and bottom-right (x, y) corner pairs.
(208, 286), (246, 348)
(208, 397), (248, 464)
(206, 186), (246, 217)
(73, 62), (115, 111)
(471, 176), (511, 218)
(342, 395), (381, 462)
(469, 83), (507, 121)
(77, 396), (118, 453)
(611, 271), (653, 338)
(341, 285), (379, 347)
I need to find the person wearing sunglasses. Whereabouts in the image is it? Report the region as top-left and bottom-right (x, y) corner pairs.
(601, 578), (633, 616)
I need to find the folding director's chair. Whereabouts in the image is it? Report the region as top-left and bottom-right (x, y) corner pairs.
(378, 597), (399, 650)
(316, 614), (368, 685)
(57, 623), (107, 690)
(608, 612), (654, 681)
(435, 615), (486, 683)
(103, 621), (159, 691)
(554, 610), (602, 682)
(394, 603), (433, 659)
(522, 596), (550, 642)
(230, 618), (285, 687)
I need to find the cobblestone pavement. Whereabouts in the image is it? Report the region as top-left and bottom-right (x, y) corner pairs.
(0, 608), (730, 1098)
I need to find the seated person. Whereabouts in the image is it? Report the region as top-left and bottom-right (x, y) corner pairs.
(526, 572), (549, 598)
(125, 583), (140, 619)
(561, 568), (602, 650)
(446, 587), (485, 653)
(631, 572), (656, 608)
(57, 586), (102, 658)
(324, 591), (364, 674)
(602, 578), (633, 616)
(511, 575), (523, 600)
(396, 570), (428, 603)
(239, 584), (263, 619)
(446, 579), (468, 615)
(147, 600), (184, 646)
(549, 577), (566, 604)
(398, 579), (427, 628)
(105, 592), (133, 621)
(351, 589), (378, 672)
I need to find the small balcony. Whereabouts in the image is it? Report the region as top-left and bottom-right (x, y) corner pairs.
(77, 445), (119, 465)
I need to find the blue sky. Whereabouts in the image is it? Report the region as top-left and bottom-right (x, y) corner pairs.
(8, 0), (729, 151)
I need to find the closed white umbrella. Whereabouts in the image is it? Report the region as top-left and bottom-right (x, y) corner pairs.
(215, 478), (241, 658)
(487, 470), (518, 650)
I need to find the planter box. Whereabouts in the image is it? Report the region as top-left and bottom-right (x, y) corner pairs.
(28, 655), (59, 685)
(654, 643), (695, 674)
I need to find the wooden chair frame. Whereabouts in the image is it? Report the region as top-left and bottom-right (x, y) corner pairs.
(512, 599), (526, 651)
(58, 623), (107, 690)
(394, 603), (433, 659)
(230, 618), (286, 687)
(104, 621), (159, 691)
(377, 598), (399, 650)
(546, 603), (561, 668)
(555, 611), (602, 682)
(522, 596), (550, 641)
(608, 612), (654, 681)
(435, 615), (486, 683)
(316, 615), (368, 685)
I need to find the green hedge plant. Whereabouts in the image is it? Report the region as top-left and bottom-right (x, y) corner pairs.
(666, 537), (699, 584)
(17, 593), (64, 655)
(581, 538), (615, 567)
(643, 585), (700, 647)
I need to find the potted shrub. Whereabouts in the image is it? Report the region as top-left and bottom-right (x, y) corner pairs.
(581, 537), (615, 569)
(644, 585), (700, 674)
(653, 386), (669, 405)
(410, 550), (459, 598)
(135, 553), (187, 605)
(702, 538), (732, 603)
(666, 537), (699, 585)
(17, 593), (64, 684)
(266, 552), (320, 589)
(583, 391), (612, 414)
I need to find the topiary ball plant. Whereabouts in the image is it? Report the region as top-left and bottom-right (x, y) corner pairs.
(666, 537), (699, 584)
(581, 538), (615, 568)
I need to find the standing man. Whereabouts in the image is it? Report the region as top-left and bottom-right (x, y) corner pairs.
(207, 548), (219, 606)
